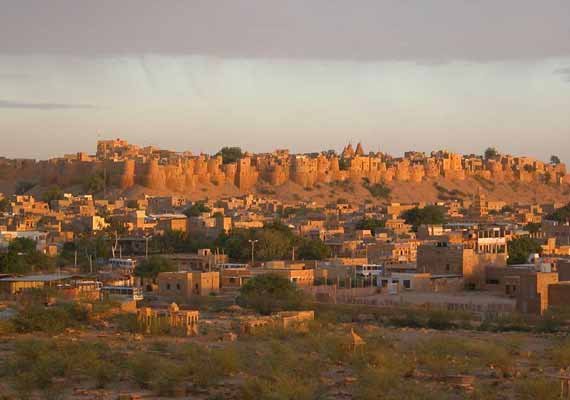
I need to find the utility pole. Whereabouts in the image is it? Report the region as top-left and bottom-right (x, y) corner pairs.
(145, 236), (149, 259)
(248, 239), (258, 266)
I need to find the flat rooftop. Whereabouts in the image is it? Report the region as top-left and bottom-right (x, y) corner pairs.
(0, 274), (74, 283)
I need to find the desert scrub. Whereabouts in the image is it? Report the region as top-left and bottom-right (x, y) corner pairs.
(7, 339), (121, 397)
(514, 377), (558, 400)
(415, 337), (513, 376)
(241, 372), (319, 400)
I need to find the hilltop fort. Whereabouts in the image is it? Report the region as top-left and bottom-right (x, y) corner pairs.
(0, 139), (568, 203)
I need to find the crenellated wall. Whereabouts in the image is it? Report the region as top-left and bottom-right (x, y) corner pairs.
(1, 141), (568, 194)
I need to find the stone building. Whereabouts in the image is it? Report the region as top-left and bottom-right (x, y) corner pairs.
(157, 271), (220, 300)
(137, 303), (199, 336)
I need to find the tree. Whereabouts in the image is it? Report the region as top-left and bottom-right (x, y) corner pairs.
(524, 223), (541, 234)
(217, 221), (296, 262)
(356, 218), (386, 234)
(183, 201), (211, 217)
(0, 238), (55, 274)
(216, 147), (243, 164)
(15, 181), (36, 195)
(508, 236), (542, 265)
(338, 158), (350, 171)
(134, 256), (176, 279)
(236, 274), (308, 315)
(484, 147), (499, 160)
(8, 237), (36, 254)
(296, 238), (330, 260)
(0, 198), (9, 212)
(500, 205), (514, 214)
(84, 171), (106, 194)
(254, 229), (293, 261)
(551, 155), (561, 165)
(402, 205), (446, 231)
(546, 204), (570, 223)
(41, 185), (64, 204)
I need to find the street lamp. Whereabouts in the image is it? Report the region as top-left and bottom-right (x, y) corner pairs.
(144, 235), (150, 259)
(248, 239), (258, 265)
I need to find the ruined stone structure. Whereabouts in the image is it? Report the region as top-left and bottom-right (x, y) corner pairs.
(237, 310), (315, 334)
(1, 139), (568, 194)
(137, 303), (199, 336)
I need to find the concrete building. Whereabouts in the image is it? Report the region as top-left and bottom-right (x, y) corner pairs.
(157, 271), (220, 300)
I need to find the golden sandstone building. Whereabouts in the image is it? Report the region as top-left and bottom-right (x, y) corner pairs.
(1, 139), (568, 193)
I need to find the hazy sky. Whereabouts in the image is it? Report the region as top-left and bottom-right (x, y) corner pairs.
(1, 0), (569, 162)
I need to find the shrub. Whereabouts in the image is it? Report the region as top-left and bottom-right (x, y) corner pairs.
(426, 310), (456, 330)
(236, 274), (308, 315)
(241, 373), (318, 400)
(548, 339), (570, 368)
(515, 377), (558, 400)
(7, 339), (119, 397)
(183, 344), (240, 387)
(11, 303), (90, 334)
(129, 354), (160, 388)
(364, 183), (391, 199)
(151, 360), (185, 396)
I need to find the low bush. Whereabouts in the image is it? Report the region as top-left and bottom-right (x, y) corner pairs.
(11, 303), (90, 334)
(515, 377), (558, 400)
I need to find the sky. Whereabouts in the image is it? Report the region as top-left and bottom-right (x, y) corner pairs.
(0, 0), (569, 162)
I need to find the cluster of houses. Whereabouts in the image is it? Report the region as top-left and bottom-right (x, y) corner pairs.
(1, 187), (570, 317)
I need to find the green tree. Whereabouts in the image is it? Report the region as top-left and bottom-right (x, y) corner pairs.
(216, 147), (243, 164)
(296, 238), (330, 260)
(0, 238), (55, 274)
(484, 147), (499, 160)
(84, 171), (106, 194)
(551, 155), (561, 165)
(8, 237), (36, 254)
(0, 197), (9, 212)
(183, 201), (211, 217)
(236, 274), (308, 315)
(15, 181), (36, 195)
(254, 229), (293, 261)
(546, 204), (570, 223)
(217, 221), (296, 262)
(525, 223), (541, 234)
(356, 218), (386, 234)
(134, 256), (176, 279)
(402, 205), (446, 231)
(338, 158), (350, 171)
(508, 236), (542, 265)
(41, 185), (64, 205)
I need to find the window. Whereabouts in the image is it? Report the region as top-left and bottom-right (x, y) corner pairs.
(176, 284), (181, 290)
(446, 264), (450, 272)
(403, 280), (411, 289)
(166, 283), (171, 290)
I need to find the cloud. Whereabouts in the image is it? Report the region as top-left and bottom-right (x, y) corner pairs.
(1, 1), (570, 61)
(0, 100), (97, 110)
(554, 67), (570, 82)
(0, 73), (30, 80)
